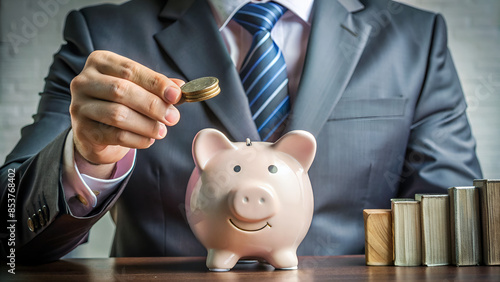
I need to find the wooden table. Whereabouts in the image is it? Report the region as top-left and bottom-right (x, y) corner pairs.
(2, 255), (499, 281)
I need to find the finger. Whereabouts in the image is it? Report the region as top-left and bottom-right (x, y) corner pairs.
(79, 99), (168, 140)
(72, 71), (180, 126)
(79, 118), (156, 149)
(171, 78), (187, 105)
(175, 96), (186, 106)
(171, 78), (186, 87)
(87, 50), (182, 104)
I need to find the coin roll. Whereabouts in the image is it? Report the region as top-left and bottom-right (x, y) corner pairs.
(181, 77), (220, 102)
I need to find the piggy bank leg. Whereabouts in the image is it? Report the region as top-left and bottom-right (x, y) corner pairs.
(206, 249), (239, 271)
(266, 249), (298, 270)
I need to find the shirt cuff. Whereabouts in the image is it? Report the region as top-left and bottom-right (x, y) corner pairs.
(62, 129), (136, 217)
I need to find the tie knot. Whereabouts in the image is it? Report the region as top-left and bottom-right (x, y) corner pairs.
(233, 2), (287, 35)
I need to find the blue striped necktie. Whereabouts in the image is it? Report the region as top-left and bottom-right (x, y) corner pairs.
(233, 2), (290, 141)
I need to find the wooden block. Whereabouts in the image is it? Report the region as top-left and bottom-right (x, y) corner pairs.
(415, 194), (450, 266)
(363, 209), (393, 266)
(474, 179), (500, 265)
(448, 186), (482, 266)
(391, 199), (421, 266)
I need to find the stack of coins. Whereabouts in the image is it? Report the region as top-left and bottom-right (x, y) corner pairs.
(181, 77), (220, 102)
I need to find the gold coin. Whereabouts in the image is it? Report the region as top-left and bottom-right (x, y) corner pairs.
(181, 77), (220, 102)
(184, 86), (220, 100)
(184, 89), (221, 102)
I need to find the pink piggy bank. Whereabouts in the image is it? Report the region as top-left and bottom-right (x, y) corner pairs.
(185, 128), (316, 271)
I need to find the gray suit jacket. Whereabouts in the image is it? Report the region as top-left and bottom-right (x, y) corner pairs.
(0, 0), (481, 263)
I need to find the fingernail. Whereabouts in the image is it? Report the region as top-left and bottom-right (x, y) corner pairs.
(158, 123), (167, 138)
(165, 106), (180, 125)
(164, 86), (181, 104)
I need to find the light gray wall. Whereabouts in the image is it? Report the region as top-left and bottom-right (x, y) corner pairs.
(396, 0), (500, 180)
(1, 0), (499, 258)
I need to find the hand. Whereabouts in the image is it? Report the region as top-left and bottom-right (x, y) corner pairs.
(69, 50), (184, 174)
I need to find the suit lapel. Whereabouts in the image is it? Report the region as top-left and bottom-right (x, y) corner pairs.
(287, 0), (372, 137)
(154, 0), (260, 141)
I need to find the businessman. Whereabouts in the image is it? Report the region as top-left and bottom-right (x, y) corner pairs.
(0, 0), (481, 263)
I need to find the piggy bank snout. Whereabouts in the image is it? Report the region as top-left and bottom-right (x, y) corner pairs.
(229, 186), (279, 222)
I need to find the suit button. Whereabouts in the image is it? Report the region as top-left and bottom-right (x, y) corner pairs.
(38, 209), (46, 227)
(27, 217), (35, 232)
(76, 194), (88, 206)
(42, 205), (49, 222)
(32, 214), (40, 230)
(92, 190), (100, 196)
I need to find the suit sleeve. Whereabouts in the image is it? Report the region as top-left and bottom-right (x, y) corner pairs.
(0, 10), (130, 264)
(398, 14), (482, 197)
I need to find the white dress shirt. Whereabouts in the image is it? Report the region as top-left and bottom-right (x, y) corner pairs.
(62, 0), (314, 216)
(210, 0), (313, 97)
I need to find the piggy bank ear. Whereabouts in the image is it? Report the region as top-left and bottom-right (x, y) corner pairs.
(192, 128), (236, 170)
(272, 130), (317, 171)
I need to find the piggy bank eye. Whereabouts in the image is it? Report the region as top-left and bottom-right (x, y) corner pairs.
(234, 165), (241, 173)
(268, 165), (278, 174)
